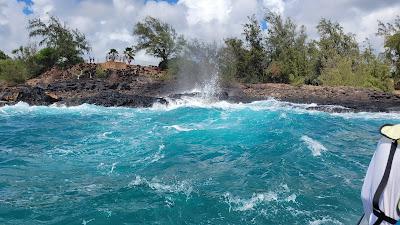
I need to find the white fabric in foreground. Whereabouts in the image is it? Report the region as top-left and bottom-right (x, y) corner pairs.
(361, 137), (400, 225)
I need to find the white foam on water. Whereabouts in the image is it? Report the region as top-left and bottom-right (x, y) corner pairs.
(223, 192), (278, 212)
(134, 145), (166, 164)
(0, 102), (105, 116)
(164, 196), (175, 208)
(129, 175), (193, 198)
(109, 162), (117, 174)
(164, 125), (194, 132)
(151, 96), (239, 111)
(97, 131), (121, 142)
(149, 144), (165, 163)
(301, 136), (327, 157)
(281, 184), (290, 192)
(150, 97), (320, 112)
(101, 132), (112, 138)
(97, 208), (112, 218)
(285, 206), (312, 217)
(83, 184), (100, 193)
(49, 148), (74, 156)
(331, 111), (400, 120)
(82, 218), (95, 225)
(285, 194), (297, 202)
(150, 97), (400, 120)
(308, 216), (343, 225)
(2, 98), (400, 120)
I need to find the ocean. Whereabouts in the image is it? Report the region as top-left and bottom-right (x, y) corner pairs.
(1, 98), (400, 224)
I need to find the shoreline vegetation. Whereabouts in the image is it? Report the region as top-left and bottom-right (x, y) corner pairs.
(1, 12), (400, 112)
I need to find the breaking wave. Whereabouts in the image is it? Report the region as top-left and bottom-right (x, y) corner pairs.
(308, 216), (343, 225)
(128, 175), (193, 198)
(2, 99), (400, 121)
(223, 192), (278, 212)
(301, 136), (328, 157)
(164, 125), (194, 132)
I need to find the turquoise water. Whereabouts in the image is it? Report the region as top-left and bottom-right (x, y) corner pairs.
(1, 98), (400, 225)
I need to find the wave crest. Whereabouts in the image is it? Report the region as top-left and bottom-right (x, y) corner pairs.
(2, 99), (400, 120)
(223, 192), (278, 212)
(301, 136), (327, 157)
(129, 176), (193, 198)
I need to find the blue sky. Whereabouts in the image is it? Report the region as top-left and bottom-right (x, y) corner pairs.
(17, 0), (33, 14)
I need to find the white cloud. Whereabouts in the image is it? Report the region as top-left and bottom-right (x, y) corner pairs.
(179, 0), (232, 25)
(262, 0), (285, 15)
(350, 5), (400, 51)
(30, 0), (55, 20)
(0, 0), (29, 53)
(108, 28), (135, 43)
(113, 0), (136, 15)
(0, 0), (399, 65)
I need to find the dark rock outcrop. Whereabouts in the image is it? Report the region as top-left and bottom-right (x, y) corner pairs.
(239, 83), (400, 112)
(0, 86), (60, 106)
(64, 90), (167, 107)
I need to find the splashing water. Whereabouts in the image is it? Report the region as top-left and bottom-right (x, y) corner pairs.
(174, 41), (221, 99)
(197, 71), (220, 99)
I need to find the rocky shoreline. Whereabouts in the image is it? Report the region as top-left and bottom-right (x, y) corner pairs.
(238, 83), (400, 112)
(1, 63), (400, 113)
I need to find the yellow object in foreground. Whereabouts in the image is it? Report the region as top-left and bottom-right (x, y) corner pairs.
(381, 124), (400, 140)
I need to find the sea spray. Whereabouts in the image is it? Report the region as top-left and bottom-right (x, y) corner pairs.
(172, 40), (221, 99)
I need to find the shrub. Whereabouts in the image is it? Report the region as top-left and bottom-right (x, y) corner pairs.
(320, 56), (394, 92)
(0, 59), (28, 84)
(33, 47), (58, 75)
(95, 66), (107, 78)
(0, 50), (9, 60)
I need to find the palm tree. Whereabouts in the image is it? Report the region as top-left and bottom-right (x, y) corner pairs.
(107, 49), (119, 61)
(124, 47), (135, 65)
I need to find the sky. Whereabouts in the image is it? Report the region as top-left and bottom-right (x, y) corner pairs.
(1, 0), (400, 65)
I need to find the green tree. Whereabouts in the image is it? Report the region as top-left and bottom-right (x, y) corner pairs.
(28, 16), (90, 68)
(133, 16), (185, 69)
(317, 19), (359, 58)
(11, 44), (42, 77)
(242, 15), (266, 83)
(12, 44), (37, 61)
(264, 12), (310, 84)
(34, 47), (59, 75)
(0, 50), (9, 60)
(316, 19), (362, 87)
(320, 39), (393, 92)
(316, 18), (359, 79)
(219, 16), (266, 83)
(377, 16), (400, 83)
(12, 44), (61, 78)
(219, 38), (247, 83)
(107, 49), (119, 61)
(124, 47), (135, 64)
